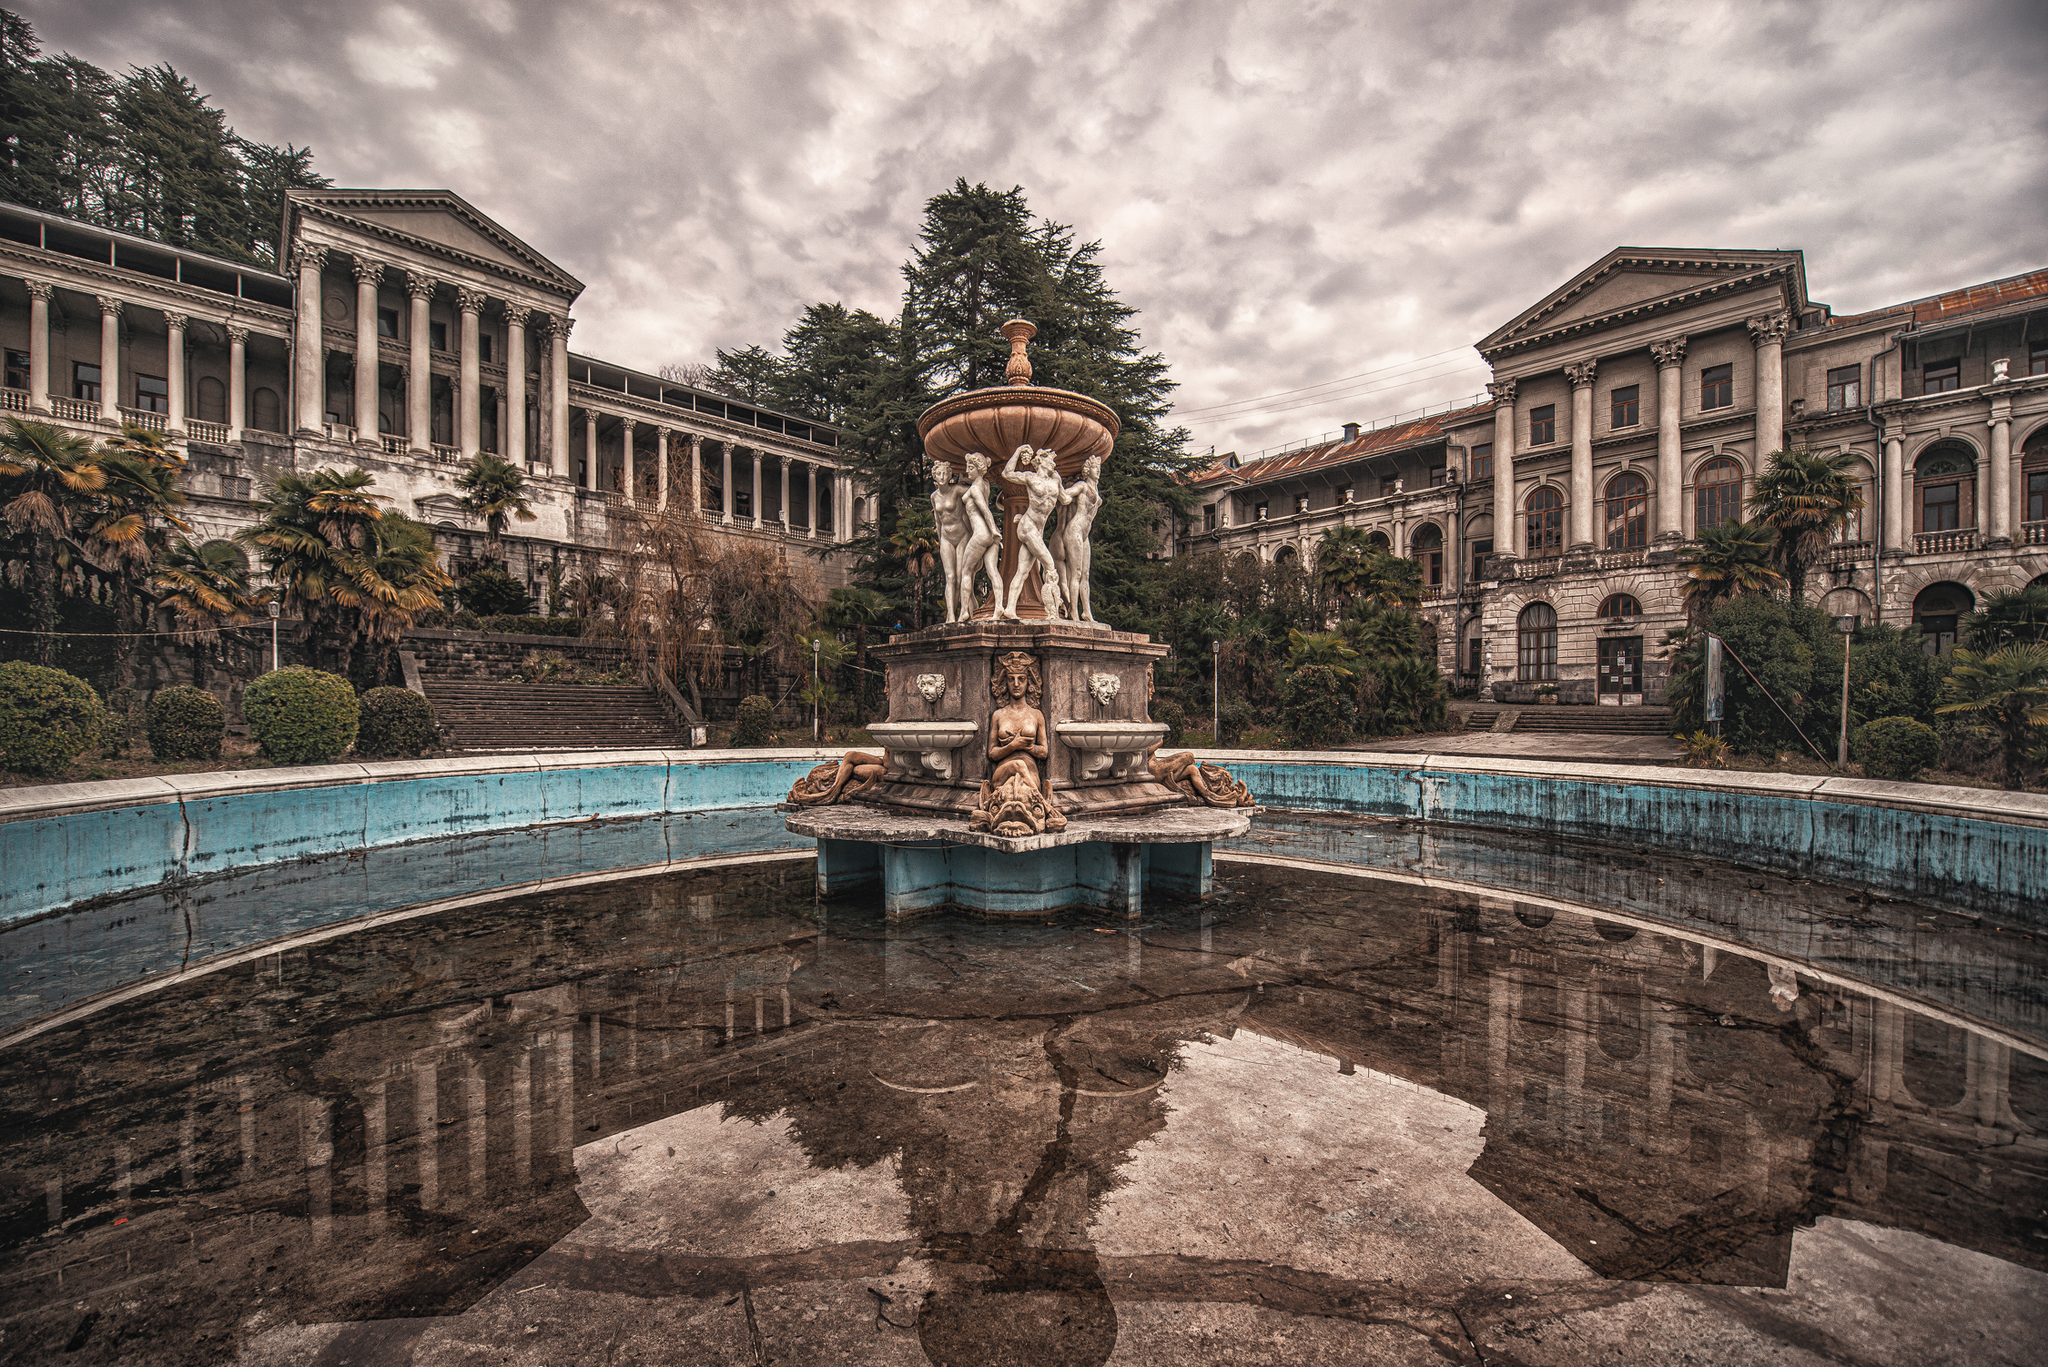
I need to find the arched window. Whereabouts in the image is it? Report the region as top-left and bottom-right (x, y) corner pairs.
(1695, 457), (1742, 531)
(1603, 471), (1648, 550)
(1913, 581), (1974, 656)
(1518, 602), (1557, 681)
(250, 386), (281, 432)
(1366, 530), (1391, 553)
(1915, 443), (1976, 535)
(1409, 523), (1443, 587)
(196, 376), (226, 424)
(1525, 487), (1564, 556)
(2023, 426), (2048, 524)
(1273, 544), (1298, 566)
(1597, 593), (1641, 618)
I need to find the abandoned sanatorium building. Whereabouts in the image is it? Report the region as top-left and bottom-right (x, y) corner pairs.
(1186, 249), (2048, 704)
(0, 188), (872, 603)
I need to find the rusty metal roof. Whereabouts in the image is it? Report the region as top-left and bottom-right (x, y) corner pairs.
(1189, 401), (1492, 487)
(1827, 266), (2048, 330)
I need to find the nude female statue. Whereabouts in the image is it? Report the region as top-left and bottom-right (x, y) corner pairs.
(931, 460), (973, 624)
(1051, 452), (1104, 625)
(957, 451), (1005, 621)
(969, 650), (1067, 834)
(999, 444), (1064, 620)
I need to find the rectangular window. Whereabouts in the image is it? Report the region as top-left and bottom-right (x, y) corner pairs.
(1922, 481), (1960, 532)
(1700, 364), (1733, 410)
(1610, 385), (1639, 428)
(74, 362), (101, 403)
(1470, 537), (1494, 581)
(1202, 503), (1216, 532)
(1469, 442), (1493, 481)
(1826, 364), (1861, 411)
(1379, 476), (1400, 497)
(134, 374), (168, 413)
(2032, 344), (2047, 377)
(1429, 465), (1447, 486)
(1923, 359), (1960, 394)
(4, 349), (27, 390)
(376, 308), (399, 339)
(2027, 470), (2047, 524)
(479, 334), (494, 363)
(735, 488), (753, 518)
(1529, 405), (1556, 445)
(1466, 637), (1483, 675)
(430, 321), (449, 352)
(1254, 501), (1269, 521)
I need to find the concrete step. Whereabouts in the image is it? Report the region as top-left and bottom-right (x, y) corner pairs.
(1509, 706), (1675, 735)
(420, 679), (682, 751)
(1462, 710), (1500, 731)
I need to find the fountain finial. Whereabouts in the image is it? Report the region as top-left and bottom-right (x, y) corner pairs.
(1001, 318), (1036, 386)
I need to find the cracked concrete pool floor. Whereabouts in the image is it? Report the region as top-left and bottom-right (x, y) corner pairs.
(2, 857), (2041, 1366)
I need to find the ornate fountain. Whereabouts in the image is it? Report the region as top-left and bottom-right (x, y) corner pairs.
(782, 320), (1257, 917)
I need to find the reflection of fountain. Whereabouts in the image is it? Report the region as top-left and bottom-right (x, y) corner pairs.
(785, 320), (1256, 918)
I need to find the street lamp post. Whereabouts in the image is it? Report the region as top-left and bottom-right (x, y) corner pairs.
(1835, 614), (1857, 768)
(267, 601), (281, 673)
(1212, 640), (1222, 745)
(812, 637), (822, 745)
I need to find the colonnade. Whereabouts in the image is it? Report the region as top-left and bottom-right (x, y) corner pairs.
(560, 413), (862, 538)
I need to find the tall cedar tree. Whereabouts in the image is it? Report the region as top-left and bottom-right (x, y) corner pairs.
(0, 10), (327, 264)
(749, 181), (1193, 632)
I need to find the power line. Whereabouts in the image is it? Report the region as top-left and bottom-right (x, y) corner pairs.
(1182, 360), (1489, 430)
(1169, 344), (1476, 418)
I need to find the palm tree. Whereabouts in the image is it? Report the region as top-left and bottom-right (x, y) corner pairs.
(1936, 644), (2048, 790)
(1680, 520), (1782, 623)
(1351, 548), (1424, 612)
(889, 502), (940, 630)
(339, 514), (453, 683)
(1315, 525), (1377, 615)
(1962, 584), (2048, 652)
(454, 453), (537, 562)
(819, 585), (890, 721)
(1750, 448), (1866, 602)
(0, 418), (107, 664)
(87, 424), (192, 690)
(1284, 629), (1359, 678)
(153, 538), (265, 690)
(238, 467), (402, 679)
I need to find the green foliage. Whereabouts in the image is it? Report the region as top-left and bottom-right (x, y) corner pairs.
(1282, 664), (1355, 746)
(243, 666), (357, 765)
(1284, 630), (1358, 678)
(1667, 596), (1841, 756)
(1963, 585), (2048, 652)
(0, 661), (105, 775)
(1152, 699), (1185, 745)
(145, 684), (222, 760)
(479, 615), (583, 637)
(1362, 654), (1448, 734)
(1846, 624), (1948, 727)
(1680, 520), (1782, 620)
(1678, 730), (1731, 769)
(1851, 716), (1940, 782)
(0, 417), (107, 665)
(455, 567), (532, 617)
(1935, 644), (2048, 790)
(732, 694), (775, 747)
(355, 687), (437, 759)
(1751, 448), (1866, 601)
(454, 453), (537, 554)
(1216, 697), (1256, 747)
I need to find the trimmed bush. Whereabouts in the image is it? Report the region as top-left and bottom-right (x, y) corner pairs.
(479, 615), (585, 637)
(1853, 715), (1941, 781)
(356, 687), (437, 758)
(102, 686), (145, 757)
(732, 694), (774, 747)
(1217, 697), (1255, 747)
(0, 662), (107, 776)
(454, 567), (532, 617)
(1282, 664), (1356, 747)
(147, 685), (224, 760)
(245, 667), (358, 765)
(1153, 699), (1185, 745)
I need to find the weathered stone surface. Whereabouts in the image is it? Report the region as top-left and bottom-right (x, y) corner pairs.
(783, 800), (1253, 855)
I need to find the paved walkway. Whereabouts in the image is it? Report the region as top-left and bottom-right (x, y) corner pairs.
(1345, 730), (1684, 764)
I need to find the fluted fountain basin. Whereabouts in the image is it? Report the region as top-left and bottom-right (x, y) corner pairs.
(917, 384), (1119, 482)
(1055, 721), (1169, 753)
(866, 721), (980, 753)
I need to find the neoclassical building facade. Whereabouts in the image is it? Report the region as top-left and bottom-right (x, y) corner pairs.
(1184, 249), (2048, 704)
(0, 189), (869, 600)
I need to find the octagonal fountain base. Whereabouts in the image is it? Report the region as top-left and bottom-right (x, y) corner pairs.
(783, 804), (1254, 918)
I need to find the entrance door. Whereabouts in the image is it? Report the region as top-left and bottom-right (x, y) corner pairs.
(1598, 636), (1643, 705)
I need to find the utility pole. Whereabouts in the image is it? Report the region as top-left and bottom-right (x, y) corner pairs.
(268, 601), (281, 672)
(1836, 615), (1857, 767)
(812, 638), (822, 745)
(1212, 640), (1222, 745)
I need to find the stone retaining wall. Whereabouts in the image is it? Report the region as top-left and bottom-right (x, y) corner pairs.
(402, 628), (631, 681)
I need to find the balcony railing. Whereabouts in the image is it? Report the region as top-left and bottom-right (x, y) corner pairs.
(1596, 549), (1646, 570)
(380, 435), (407, 455)
(1823, 539), (1873, 566)
(323, 422), (358, 443)
(2023, 521), (2047, 546)
(1, 387), (28, 413)
(431, 443), (461, 464)
(118, 407), (167, 432)
(186, 419), (231, 444)
(51, 396), (98, 423)
(1513, 555), (1563, 579)
(1914, 529), (1978, 556)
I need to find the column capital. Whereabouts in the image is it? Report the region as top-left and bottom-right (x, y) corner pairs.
(95, 295), (124, 318)
(404, 270), (435, 300)
(292, 242), (329, 275)
(1746, 312), (1790, 347)
(162, 311), (187, 332)
(1649, 336), (1688, 368)
(1564, 359), (1598, 389)
(620, 414), (636, 430)
(1485, 378), (1517, 407)
(504, 305), (534, 330)
(24, 279), (54, 303)
(540, 313), (574, 341)
(454, 286), (487, 315)
(351, 255), (384, 285)
(226, 324), (249, 344)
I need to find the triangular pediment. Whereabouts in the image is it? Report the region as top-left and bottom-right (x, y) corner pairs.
(1480, 248), (1806, 357)
(290, 189), (583, 297)
(413, 493), (475, 526)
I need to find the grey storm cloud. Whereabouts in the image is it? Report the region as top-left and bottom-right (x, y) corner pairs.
(24, 0), (2048, 457)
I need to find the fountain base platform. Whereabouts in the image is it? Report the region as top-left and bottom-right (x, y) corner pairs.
(783, 804), (1254, 918)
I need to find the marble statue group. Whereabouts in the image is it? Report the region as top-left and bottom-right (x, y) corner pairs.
(932, 444), (1103, 625)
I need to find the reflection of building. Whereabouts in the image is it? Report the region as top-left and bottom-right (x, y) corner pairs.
(1185, 253), (2048, 703)
(0, 192), (870, 599)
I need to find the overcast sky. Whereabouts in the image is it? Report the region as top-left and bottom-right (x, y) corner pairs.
(24, 0), (2048, 456)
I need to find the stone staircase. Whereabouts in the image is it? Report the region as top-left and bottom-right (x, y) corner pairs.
(421, 680), (682, 752)
(1508, 704), (1676, 736)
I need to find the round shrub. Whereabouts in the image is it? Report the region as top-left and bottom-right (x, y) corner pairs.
(454, 566), (532, 617)
(0, 662), (107, 776)
(732, 694), (774, 747)
(147, 685), (224, 760)
(244, 667), (359, 765)
(1152, 699), (1186, 745)
(1217, 697), (1256, 747)
(356, 687), (437, 758)
(1282, 665), (1356, 747)
(1853, 715), (1941, 782)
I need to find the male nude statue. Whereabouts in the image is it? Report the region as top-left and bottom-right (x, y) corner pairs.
(930, 460), (972, 624)
(999, 444), (1064, 619)
(956, 451), (1005, 621)
(1050, 452), (1104, 625)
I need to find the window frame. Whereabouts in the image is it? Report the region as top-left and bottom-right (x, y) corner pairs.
(1597, 593), (1642, 619)
(1610, 385), (1640, 429)
(1517, 602), (1558, 682)
(1529, 404), (1556, 446)
(74, 362), (102, 403)
(133, 373), (169, 414)
(1469, 442), (1493, 481)
(376, 307), (400, 339)
(1409, 524), (1444, 587)
(1525, 486), (1565, 556)
(1700, 363), (1733, 411)
(1602, 471), (1649, 550)
(1826, 364), (1861, 411)
(1920, 479), (1961, 532)
(3, 349), (27, 391)
(2031, 344), (2047, 378)
(1469, 537), (1494, 581)
(1694, 456), (1743, 531)
(429, 320), (449, 353)
(1202, 503), (1216, 532)
(1923, 359), (1961, 394)
(2027, 469), (2047, 523)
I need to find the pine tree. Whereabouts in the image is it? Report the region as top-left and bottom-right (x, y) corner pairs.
(108, 65), (248, 258)
(234, 137), (329, 265)
(703, 345), (787, 403)
(0, 13), (118, 220)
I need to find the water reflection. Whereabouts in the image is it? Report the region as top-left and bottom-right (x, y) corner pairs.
(0, 861), (2042, 1365)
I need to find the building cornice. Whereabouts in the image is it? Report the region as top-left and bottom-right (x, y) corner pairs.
(293, 200), (581, 301)
(1479, 250), (1806, 363)
(0, 243), (293, 330)
(567, 381), (840, 462)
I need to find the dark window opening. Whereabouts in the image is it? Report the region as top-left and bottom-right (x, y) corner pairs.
(1410, 525), (1444, 587)
(1469, 442), (1493, 481)
(481, 386), (499, 453)
(1202, 504), (1216, 532)
(2027, 470), (2047, 523)
(376, 308), (399, 339)
(430, 321), (448, 353)
(1466, 637), (1483, 674)
(1610, 385), (1639, 428)
(479, 334), (494, 363)
(1604, 471), (1649, 550)
(1826, 364), (1861, 411)
(4, 349), (27, 390)
(1923, 359), (1961, 394)
(1518, 602), (1558, 682)
(1430, 465), (1447, 486)
(1526, 486), (1564, 555)
(1529, 405), (1555, 446)
(1470, 537), (1494, 581)
(430, 376), (454, 445)
(1701, 363), (1733, 410)
(1921, 480), (1960, 532)
(134, 373), (168, 413)
(1695, 457), (1743, 530)
(74, 362), (102, 403)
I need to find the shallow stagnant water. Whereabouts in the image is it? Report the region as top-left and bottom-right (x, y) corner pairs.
(1, 848), (2043, 1366)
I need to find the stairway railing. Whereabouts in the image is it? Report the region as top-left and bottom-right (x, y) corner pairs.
(643, 659), (705, 746)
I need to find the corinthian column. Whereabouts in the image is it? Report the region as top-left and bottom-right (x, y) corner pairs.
(226, 325), (247, 441)
(689, 434), (703, 517)
(656, 428), (670, 510)
(547, 315), (572, 477)
(352, 258), (381, 442)
(1487, 378), (1517, 563)
(405, 270), (434, 452)
(620, 417), (637, 502)
(1651, 337), (1687, 542)
(163, 313), (187, 435)
(751, 449), (763, 528)
(1565, 359), (1598, 553)
(96, 296), (123, 424)
(1749, 313), (1790, 461)
(24, 281), (52, 411)
(292, 244), (327, 433)
(456, 286), (485, 459)
(504, 309), (528, 465)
